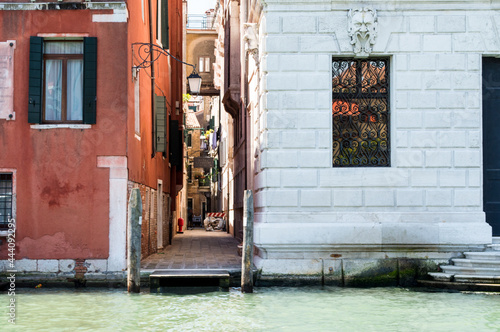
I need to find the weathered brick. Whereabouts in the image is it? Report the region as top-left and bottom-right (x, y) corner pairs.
(334, 190), (363, 207)
(454, 150), (481, 168)
(454, 189), (481, 207)
(424, 111), (452, 129)
(423, 35), (452, 52)
(365, 190), (395, 207)
(427, 190), (453, 207)
(411, 170), (438, 187)
(426, 150), (453, 167)
(397, 190), (424, 206)
(282, 170), (317, 187)
(440, 170), (467, 187)
(279, 54), (316, 71)
(300, 35), (338, 53)
(437, 16), (466, 32)
(283, 16), (316, 33)
(438, 131), (466, 148)
(409, 54), (437, 71)
(411, 131), (438, 148)
(267, 73), (298, 90)
(301, 189), (331, 207)
(397, 151), (424, 167)
(438, 53), (466, 71)
(300, 150), (331, 168)
(265, 35), (300, 53)
(409, 16), (435, 32)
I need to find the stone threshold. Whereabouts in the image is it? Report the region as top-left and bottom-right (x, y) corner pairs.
(417, 279), (500, 292)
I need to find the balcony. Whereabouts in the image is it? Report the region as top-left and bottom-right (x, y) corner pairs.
(187, 14), (215, 30)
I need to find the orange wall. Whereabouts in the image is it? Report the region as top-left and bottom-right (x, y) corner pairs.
(126, 0), (184, 210)
(0, 10), (127, 259)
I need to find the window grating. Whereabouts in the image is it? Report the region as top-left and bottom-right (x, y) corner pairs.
(0, 173), (13, 227)
(332, 58), (390, 167)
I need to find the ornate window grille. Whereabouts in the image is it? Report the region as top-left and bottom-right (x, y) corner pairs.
(332, 58), (390, 167)
(0, 173), (13, 228)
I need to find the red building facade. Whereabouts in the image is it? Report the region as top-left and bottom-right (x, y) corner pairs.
(0, 0), (184, 277)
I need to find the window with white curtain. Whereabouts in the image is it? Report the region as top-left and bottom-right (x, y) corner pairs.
(43, 41), (83, 123)
(198, 57), (211, 73)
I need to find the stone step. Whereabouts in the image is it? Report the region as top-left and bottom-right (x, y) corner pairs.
(464, 251), (500, 261)
(487, 244), (500, 251)
(452, 258), (500, 268)
(429, 272), (454, 282)
(453, 274), (500, 284)
(440, 265), (500, 276)
(493, 237), (500, 245)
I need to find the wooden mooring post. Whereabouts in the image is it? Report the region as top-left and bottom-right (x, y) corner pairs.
(127, 188), (142, 293)
(241, 190), (254, 293)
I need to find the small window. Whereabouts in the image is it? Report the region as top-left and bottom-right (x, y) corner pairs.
(156, 0), (169, 48)
(187, 132), (192, 147)
(0, 174), (13, 229)
(187, 164), (192, 183)
(43, 41), (84, 123)
(332, 58), (390, 167)
(205, 57), (211, 73)
(198, 57), (211, 73)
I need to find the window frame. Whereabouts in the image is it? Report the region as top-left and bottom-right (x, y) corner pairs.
(0, 171), (15, 230)
(42, 41), (84, 124)
(28, 36), (97, 125)
(331, 57), (390, 167)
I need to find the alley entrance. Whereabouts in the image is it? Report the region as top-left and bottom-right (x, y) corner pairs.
(141, 229), (240, 270)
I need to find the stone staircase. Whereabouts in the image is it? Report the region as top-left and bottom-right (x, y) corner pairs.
(428, 237), (500, 286)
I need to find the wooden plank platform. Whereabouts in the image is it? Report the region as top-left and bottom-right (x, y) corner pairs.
(150, 269), (230, 293)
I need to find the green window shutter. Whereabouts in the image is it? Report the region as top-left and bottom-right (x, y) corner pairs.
(161, 0), (169, 49)
(187, 132), (192, 147)
(209, 116), (214, 130)
(83, 37), (97, 124)
(169, 120), (182, 167)
(155, 95), (166, 153)
(28, 36), (43, 124)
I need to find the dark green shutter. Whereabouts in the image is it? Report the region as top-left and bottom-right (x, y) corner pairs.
(187, 132), (192, 147)
(83, 37), (97, 124)
(169, 120), (182, 167)
(209, 116), (214, 130)
(155, 95), (166, 153)
(161, 0), (169, 49)
(28, 36), (43, 124)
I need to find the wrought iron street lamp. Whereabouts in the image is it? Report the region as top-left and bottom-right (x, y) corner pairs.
(132, 42), (202, 94)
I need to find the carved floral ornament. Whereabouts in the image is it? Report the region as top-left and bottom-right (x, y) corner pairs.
(348, 7), (378, 58)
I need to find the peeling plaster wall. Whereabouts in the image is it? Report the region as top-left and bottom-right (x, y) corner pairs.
(0, 9), (127, 263)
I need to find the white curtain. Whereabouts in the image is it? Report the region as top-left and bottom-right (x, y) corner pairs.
(44, 60), (62, 121)
(67, 59), (83, 121)
(45, 42), (83, 54)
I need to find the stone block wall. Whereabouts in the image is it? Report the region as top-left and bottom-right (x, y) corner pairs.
(252, 0), (496, 279)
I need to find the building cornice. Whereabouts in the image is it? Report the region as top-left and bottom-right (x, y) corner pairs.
(0, 1), (126, 10)
(260, 0), (500, 10)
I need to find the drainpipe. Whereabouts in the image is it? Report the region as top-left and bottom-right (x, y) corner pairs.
(149, 0), (156, 158)
(241, 0), (248, 190)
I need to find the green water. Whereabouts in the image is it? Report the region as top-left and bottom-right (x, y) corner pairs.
(1, 287), (499, 331)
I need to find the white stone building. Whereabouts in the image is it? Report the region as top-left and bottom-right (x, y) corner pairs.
(216, 0), (499, 285)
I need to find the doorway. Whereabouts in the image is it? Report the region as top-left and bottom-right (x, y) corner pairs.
(482, 57), (500, 235)
(157, 180), (163, 249)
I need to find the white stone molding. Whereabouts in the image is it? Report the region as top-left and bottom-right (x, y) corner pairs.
(97, 156), (128, 272)
(348, 7), (378, 58)
(244, 23), (259, 64)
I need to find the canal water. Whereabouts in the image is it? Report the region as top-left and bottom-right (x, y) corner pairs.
(2, 286), (500, 331)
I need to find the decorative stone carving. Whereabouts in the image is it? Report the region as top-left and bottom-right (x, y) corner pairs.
(348, 8), (378, 58)
(244, 23), (259, 64)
